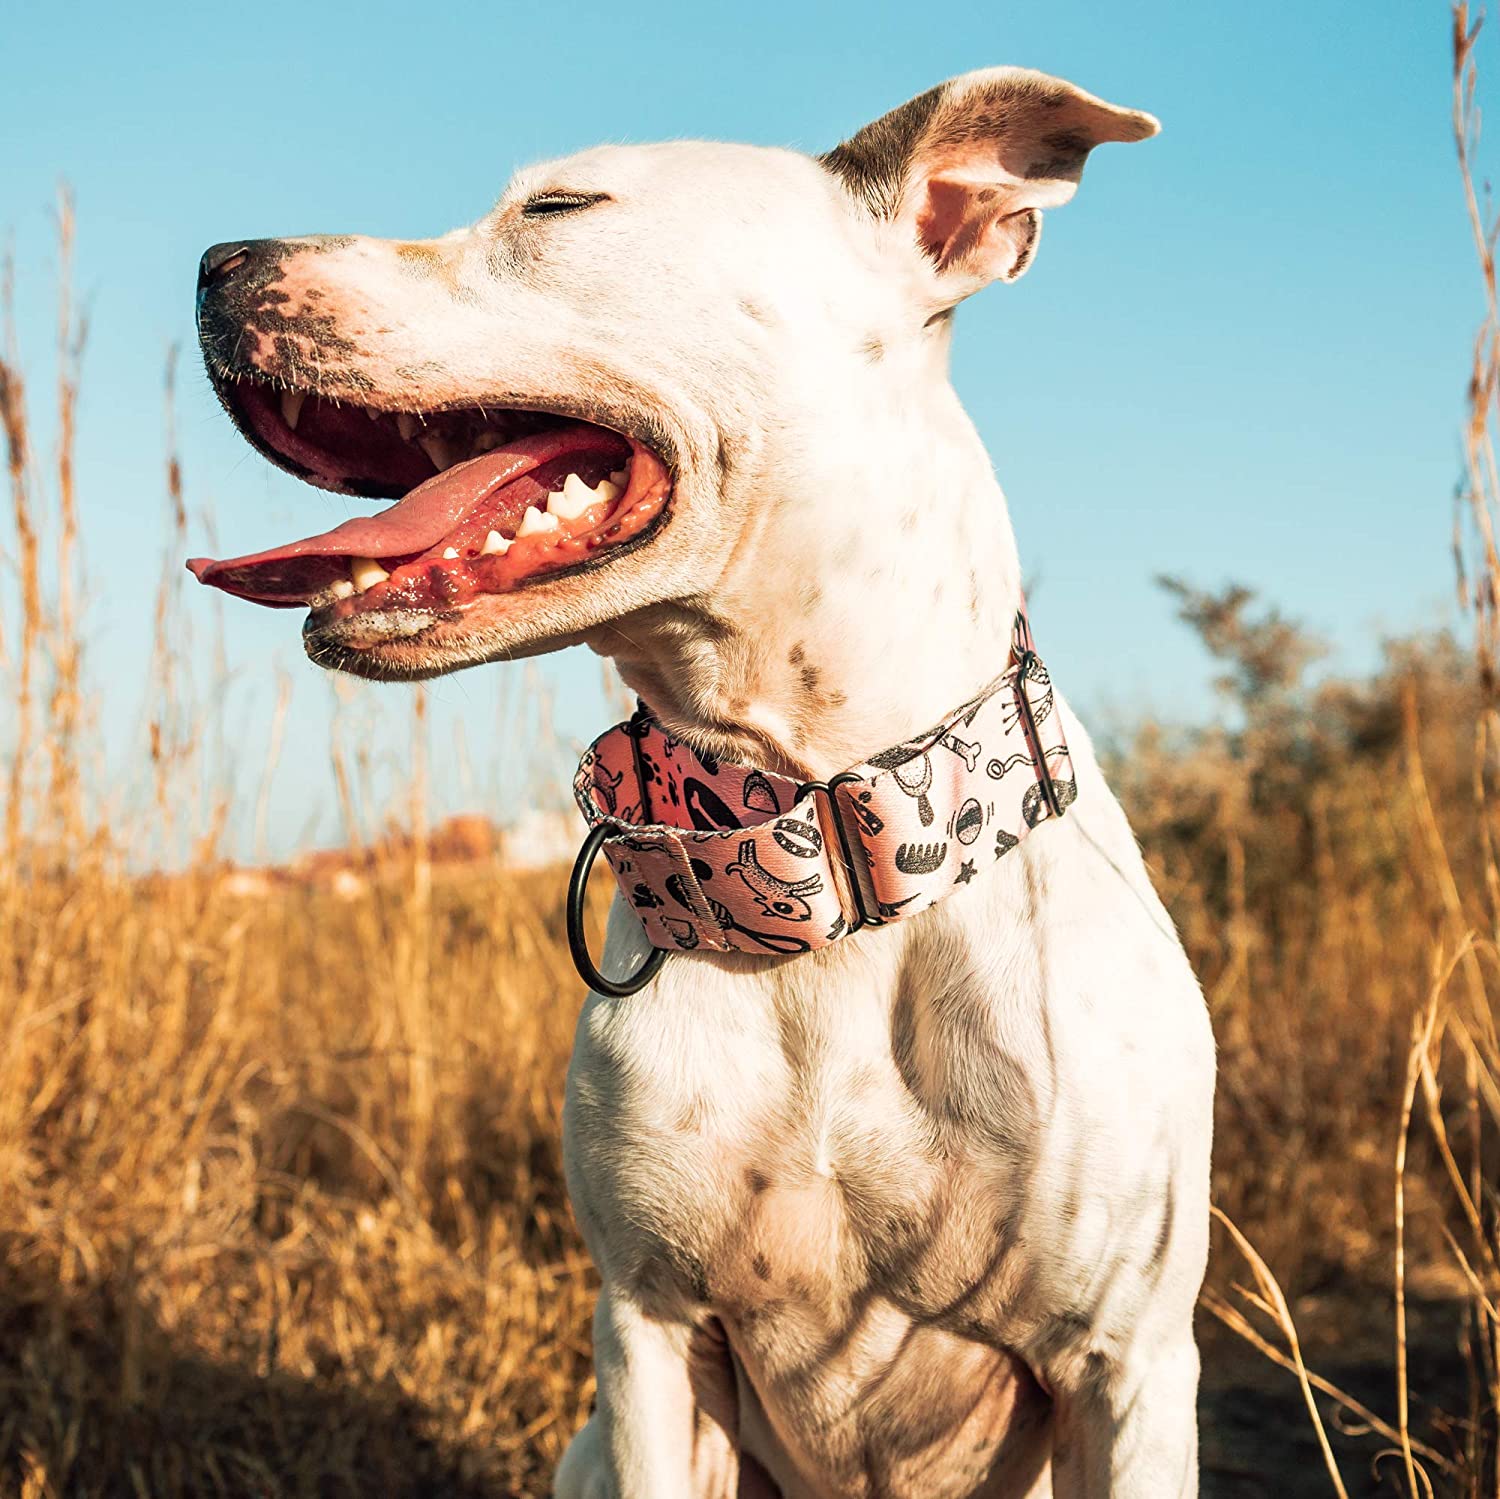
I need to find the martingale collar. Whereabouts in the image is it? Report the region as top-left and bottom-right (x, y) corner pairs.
(568, 609), (1077, 996)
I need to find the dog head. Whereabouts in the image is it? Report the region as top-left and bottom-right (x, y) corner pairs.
(190, 67), (1155, 681)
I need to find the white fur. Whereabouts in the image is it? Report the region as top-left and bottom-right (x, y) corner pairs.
(209, 67), (1213, 1497)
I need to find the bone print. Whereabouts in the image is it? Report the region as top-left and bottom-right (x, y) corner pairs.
(940, 731), (980, 771)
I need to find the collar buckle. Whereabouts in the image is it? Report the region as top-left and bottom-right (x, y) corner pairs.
(796, 771), (882, 935)
(1014, 650), (1064, 820)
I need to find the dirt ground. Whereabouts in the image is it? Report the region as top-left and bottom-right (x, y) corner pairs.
(1200, 1295), (1473, 1497)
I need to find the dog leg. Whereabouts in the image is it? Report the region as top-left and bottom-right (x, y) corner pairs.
(554, 1291), (745, 1499)
(1048, 1337), (1200, 1498)
(554, 1413), (606, 1499)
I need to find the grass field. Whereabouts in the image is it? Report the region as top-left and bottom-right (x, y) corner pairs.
(2, 14), (1500, 1497)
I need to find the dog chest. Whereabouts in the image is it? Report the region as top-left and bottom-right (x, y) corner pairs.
(563, 953), (1046, 1337)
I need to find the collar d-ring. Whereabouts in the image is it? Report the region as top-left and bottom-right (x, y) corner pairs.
(567, 822), (669, 997)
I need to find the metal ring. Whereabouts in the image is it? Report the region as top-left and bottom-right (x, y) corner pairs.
(567, 822), (668, 998)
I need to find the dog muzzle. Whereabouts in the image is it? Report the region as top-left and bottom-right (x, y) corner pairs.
(569, 609), (1075, 995)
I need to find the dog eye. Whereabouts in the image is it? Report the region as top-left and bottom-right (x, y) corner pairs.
(522, 191), (609, 218)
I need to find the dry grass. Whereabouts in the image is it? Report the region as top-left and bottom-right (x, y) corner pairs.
(2, 215), (604, 1496)
(0, 858), (599, 1497)
(1, 13), (1500, 1494)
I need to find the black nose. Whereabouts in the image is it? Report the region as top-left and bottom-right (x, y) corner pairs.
(198, 241), (252, 294)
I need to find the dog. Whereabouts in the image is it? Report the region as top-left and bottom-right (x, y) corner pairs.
(191, 64), (1214, 1498)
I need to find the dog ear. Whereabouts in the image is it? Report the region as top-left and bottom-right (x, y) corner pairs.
(823, 68), (1158, 306)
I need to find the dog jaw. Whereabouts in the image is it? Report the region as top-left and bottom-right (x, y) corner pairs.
(192, 152), (803, 675)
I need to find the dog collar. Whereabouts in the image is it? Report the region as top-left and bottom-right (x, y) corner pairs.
(569, 609), (1076, 996)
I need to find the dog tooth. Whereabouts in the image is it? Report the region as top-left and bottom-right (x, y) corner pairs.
(280, 390), (306, 431)
(472, 432), (501, 455)
(329, 578), (355, 599)
(396, 413), (420, 442)
(482, 529), (510, 555)
(516, 505), (559, 537)
(418, 433), (455, 470)
(548, 472), (598, 522)
(350, 557), (390, 593)
(595, 479), (622, 504)
(609, 468), (628, 488)
(442, 546), (459, 560)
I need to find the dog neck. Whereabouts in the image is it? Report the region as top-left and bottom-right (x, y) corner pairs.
(589, 362), (1026, 781)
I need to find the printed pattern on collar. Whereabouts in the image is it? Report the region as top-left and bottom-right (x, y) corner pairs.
(572, 611), (1076, 957)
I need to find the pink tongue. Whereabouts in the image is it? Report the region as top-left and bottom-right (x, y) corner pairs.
(187, 423), (616, 606)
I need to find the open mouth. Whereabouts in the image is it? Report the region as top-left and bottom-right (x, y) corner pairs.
(187, 380), (674, 615)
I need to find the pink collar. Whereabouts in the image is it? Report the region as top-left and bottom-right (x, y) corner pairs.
(569, 609), (1075, 995)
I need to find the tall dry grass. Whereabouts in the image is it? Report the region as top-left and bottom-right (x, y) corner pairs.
(1136, 11), (1500, 1490)
(0, 212), (603, 1495)
(0, 11), (1498, 1494)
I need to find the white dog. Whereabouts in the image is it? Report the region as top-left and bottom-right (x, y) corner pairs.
(191, 64), (1214, 1498)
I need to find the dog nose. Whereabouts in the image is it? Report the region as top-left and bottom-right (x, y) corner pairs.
(198, 241), (252, 293)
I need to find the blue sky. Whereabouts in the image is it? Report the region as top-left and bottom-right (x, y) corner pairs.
(1, 0), (1479, 857)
